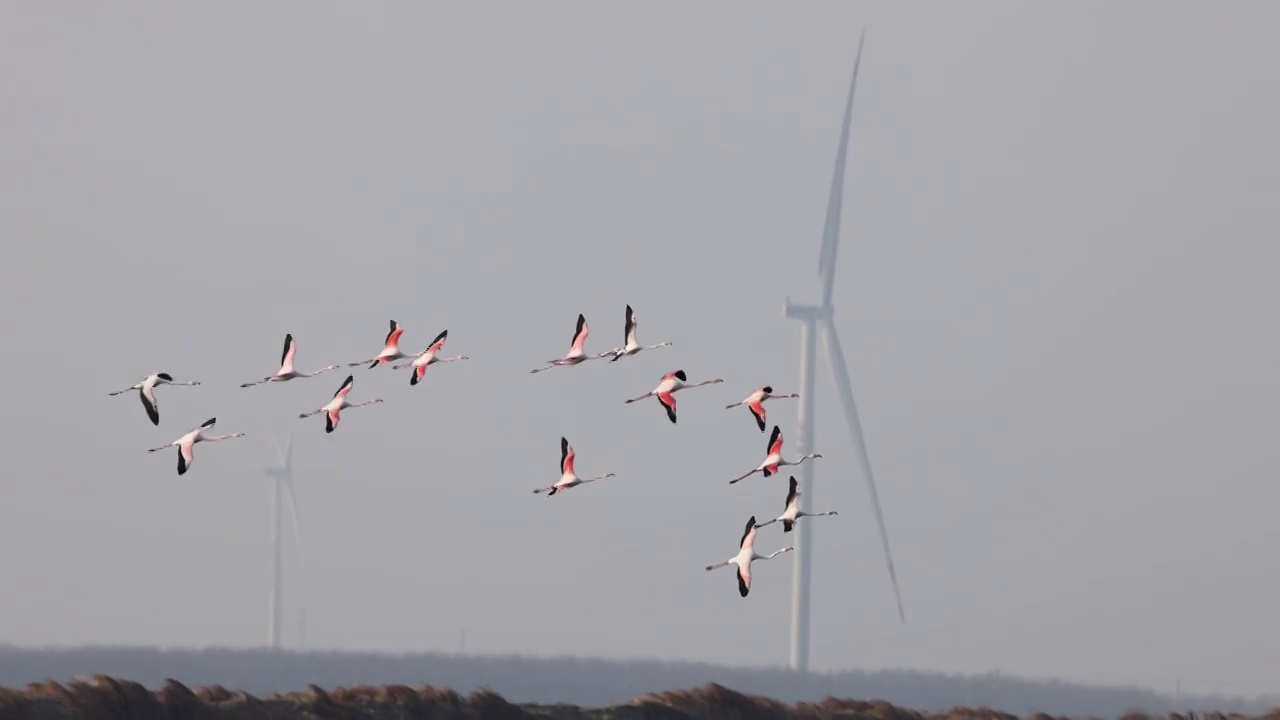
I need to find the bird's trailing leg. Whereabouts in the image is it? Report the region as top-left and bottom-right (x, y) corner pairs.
(578, 473), (616, 486)
(202, 432), (246, 443)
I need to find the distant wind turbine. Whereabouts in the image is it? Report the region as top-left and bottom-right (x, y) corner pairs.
(784, 31), (905, 674)
(258, 432), (306, 650)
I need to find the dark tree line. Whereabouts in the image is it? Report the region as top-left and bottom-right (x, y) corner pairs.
(0, 645), (1269, 718)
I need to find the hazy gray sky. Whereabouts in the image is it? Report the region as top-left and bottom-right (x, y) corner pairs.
(2, 0), (1278, 698)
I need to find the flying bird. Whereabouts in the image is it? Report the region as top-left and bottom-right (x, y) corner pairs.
(347, 320), (409, 369)
(533, 436), (616, 496)
(623, 370), (723, 424)
(240, 333), (342, 388)
(146, 417), (246, 476)
(530, 314), (608, 373)
(298, 375), (384, 433)
(725, 386), (800, 432)
(728, 425), (822, 484)
(108, 372), (201, 426)
(390, 329), (468, 386)
(704, 515), (795, 597)
(754, 476), (838, 533)
(600, 304), (672, 362)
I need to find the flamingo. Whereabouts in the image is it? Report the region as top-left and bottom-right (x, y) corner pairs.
(533, 436), (616, 496)
(754, 476), (839, 533)
(146, 417), (246, 476)
(298, 375), (384, 433)
(529, 314), (606, 373)
(390, 329), (468, 386)
(347, 320), (409, 369)
(704, 515), (795, 597)
(728, 425), (822, 484)
(240, 333), (342, 388)
(725, 386), (800, 432)
(600, 304), (672, 362)
(108, 372), (201, 426)
(623, 370), (724, 424)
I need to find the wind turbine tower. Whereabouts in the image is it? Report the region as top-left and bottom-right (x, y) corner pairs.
(784, 32), (906, 674)
(262, 432), (304, 650)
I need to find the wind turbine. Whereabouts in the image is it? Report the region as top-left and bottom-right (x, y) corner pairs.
(784, 31), (905, 674)
(259, 432), (306, 650)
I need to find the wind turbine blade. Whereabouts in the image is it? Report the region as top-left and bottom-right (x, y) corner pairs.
(821, 317), (905, 623)
(817, 30), (865, 308)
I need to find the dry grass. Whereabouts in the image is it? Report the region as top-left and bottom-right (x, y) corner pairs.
(0, 678), (1271, 720)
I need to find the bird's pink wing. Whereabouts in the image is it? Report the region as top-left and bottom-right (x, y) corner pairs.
(280, 334), (297, 370)
(570, 314), (589, 351)
(767, 425), (783, 456)
(383, 321), (404, 350)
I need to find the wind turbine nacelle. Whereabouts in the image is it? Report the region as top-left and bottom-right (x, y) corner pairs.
(783, 298), (832, 322)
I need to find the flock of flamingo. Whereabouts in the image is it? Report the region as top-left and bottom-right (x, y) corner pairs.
(109, 305), (840, 597)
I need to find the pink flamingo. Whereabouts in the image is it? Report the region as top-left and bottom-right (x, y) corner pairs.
(724, 385), (800, 432)
(533, 436), (616, 496)
(298, 375), (384, 433)
(391, 329), (468, 386)
(623, 369), (723, 424)
(704, 515), (794, 597)
(530, 314), (607, 373)
(240, 333), (342, 387)
(728, 425), (822, 484)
